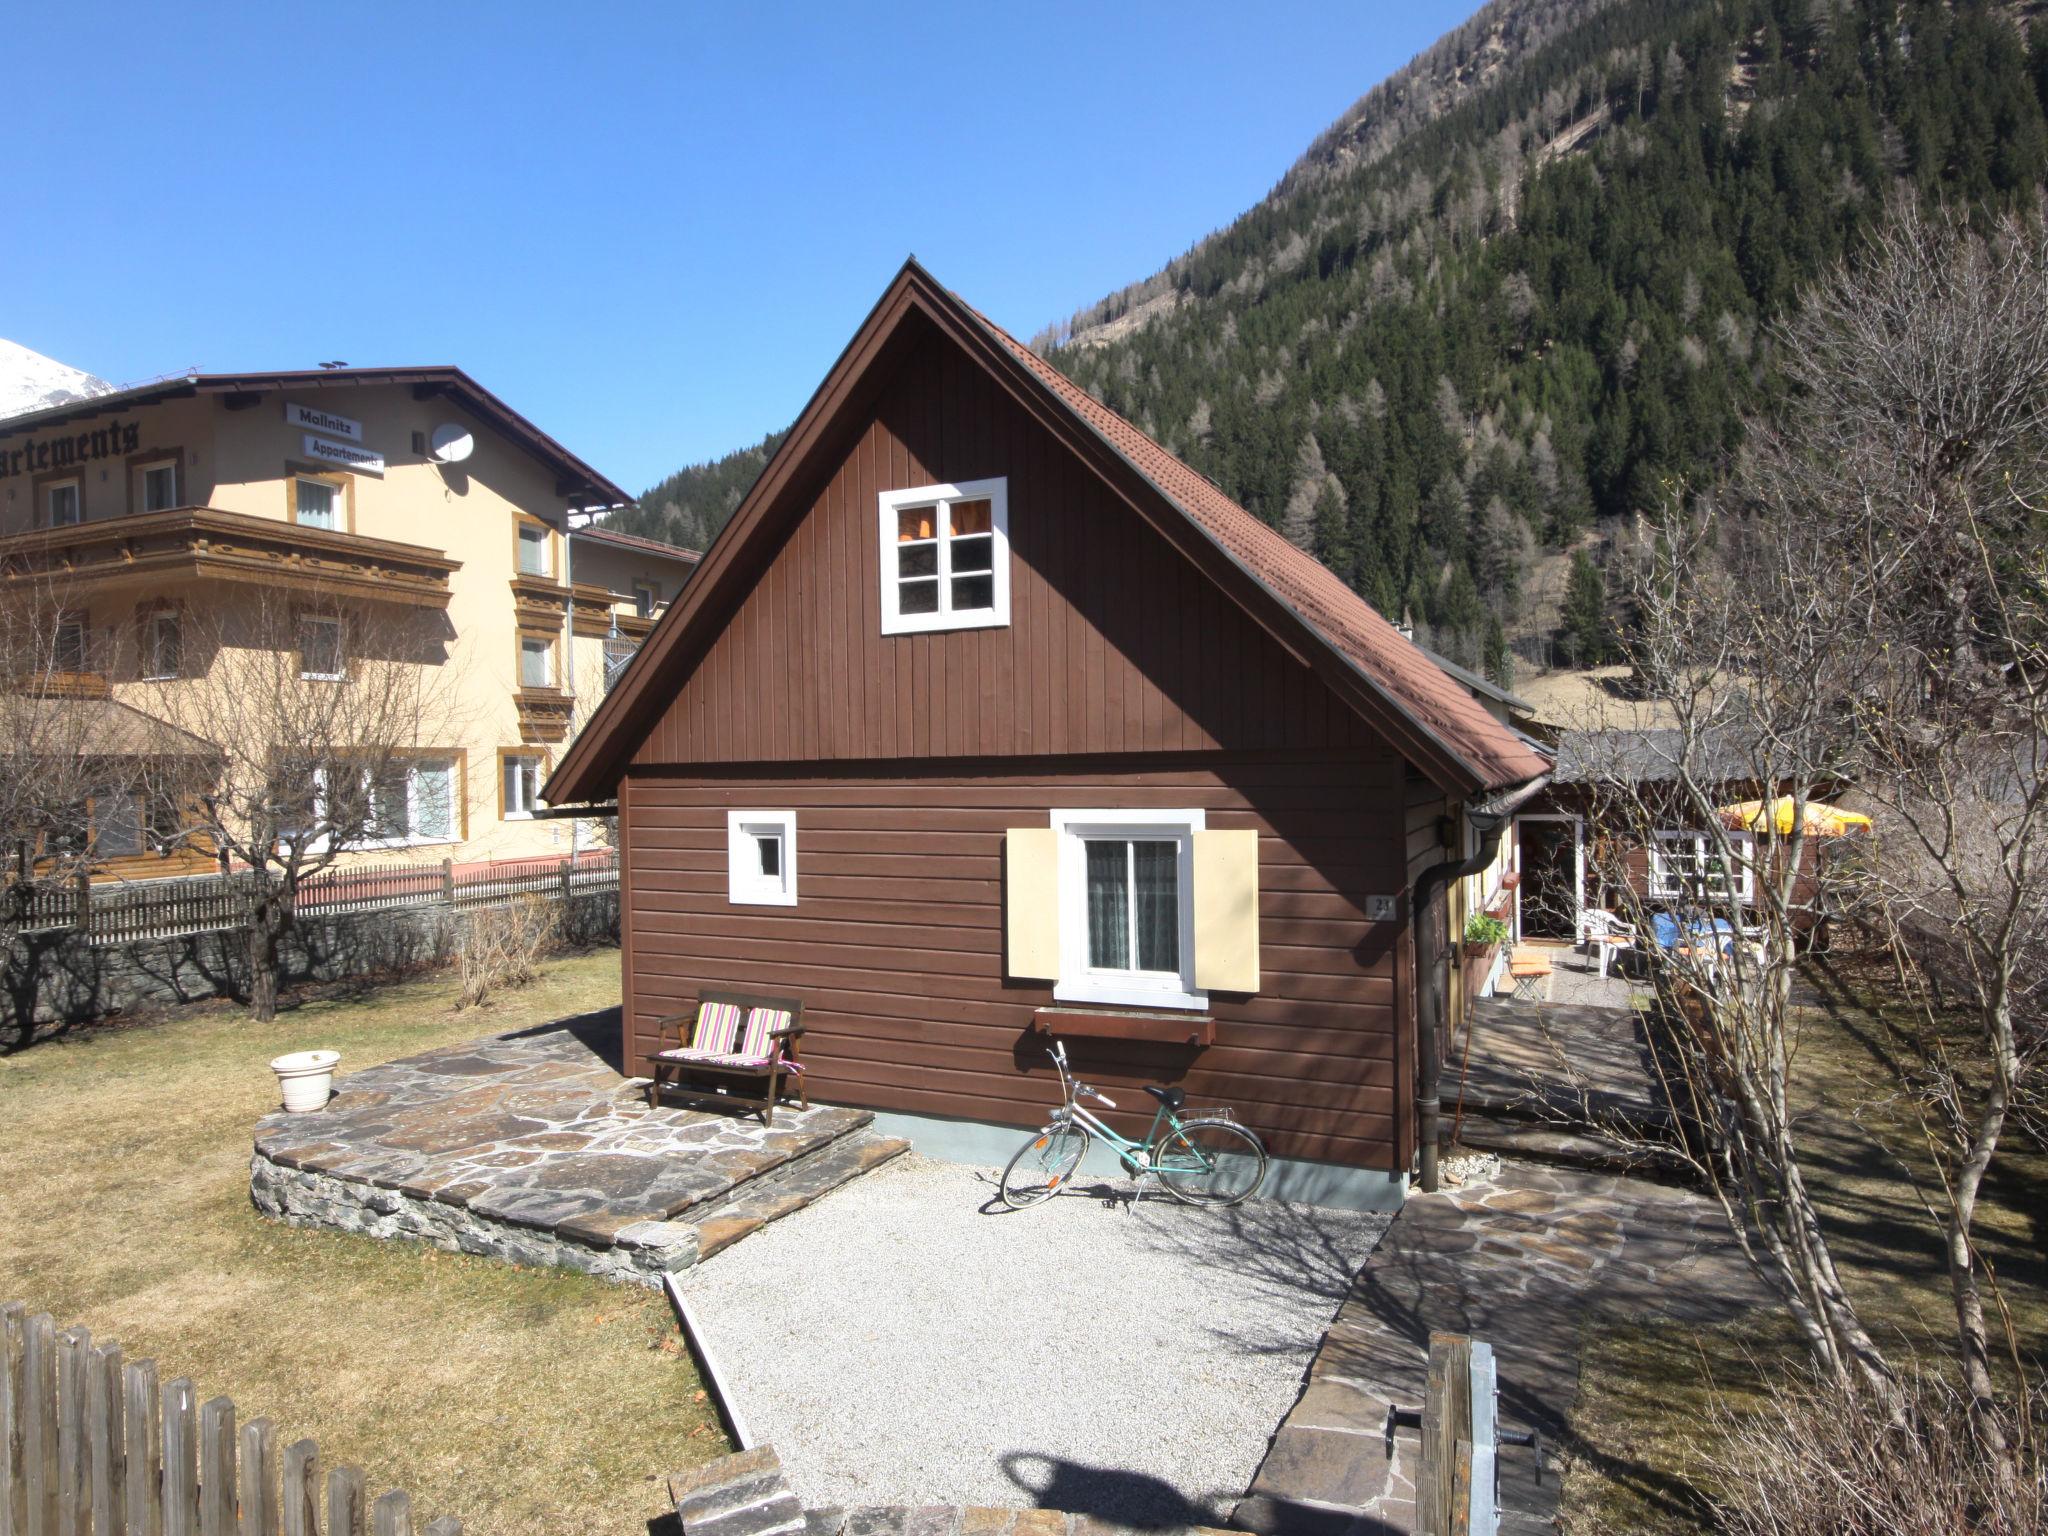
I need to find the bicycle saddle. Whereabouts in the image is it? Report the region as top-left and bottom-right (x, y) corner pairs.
(1144, 1084), (1186, 1111)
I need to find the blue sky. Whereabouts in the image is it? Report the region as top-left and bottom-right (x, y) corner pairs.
(7, 2), (1481, 495)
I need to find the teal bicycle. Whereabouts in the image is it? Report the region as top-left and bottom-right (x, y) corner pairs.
(999, 1038), (1268, 1209)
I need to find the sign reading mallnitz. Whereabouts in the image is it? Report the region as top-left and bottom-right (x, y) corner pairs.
(285, 401), (364, 443)
(0, 419), (142, 479)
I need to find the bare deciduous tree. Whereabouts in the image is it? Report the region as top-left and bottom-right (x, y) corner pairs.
(138, 590), (465, 1021)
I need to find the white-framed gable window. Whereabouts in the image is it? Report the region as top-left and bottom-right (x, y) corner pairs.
(878, 477), (1010, 635)
(1650, 829), (1755, 904)
(1051, 808), (1205, 1010)
(727, 810), (797, 906)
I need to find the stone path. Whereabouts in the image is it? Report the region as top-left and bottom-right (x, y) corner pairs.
(250, 1010), (904, 1283)
(1233, 1161), (1765, 1536)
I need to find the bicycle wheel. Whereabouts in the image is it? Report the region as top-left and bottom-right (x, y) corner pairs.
(1153, 1118), (1267, 1206)
(999, 1123), (1090, 1210)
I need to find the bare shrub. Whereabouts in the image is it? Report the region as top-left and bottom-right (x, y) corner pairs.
(1702, 1366), (2046, 1535)
(454, 897), (560, 1010)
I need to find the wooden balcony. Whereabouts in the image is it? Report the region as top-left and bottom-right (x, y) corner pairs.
(0, 507), (461, 609)
(516, 686), (574, 743)
(513, 575), (653, 639)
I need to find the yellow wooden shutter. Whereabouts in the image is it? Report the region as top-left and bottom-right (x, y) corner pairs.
(1004, 828), (1060, 980)
(1193, 829), (1261, 993)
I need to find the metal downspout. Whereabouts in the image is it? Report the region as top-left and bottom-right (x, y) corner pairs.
(1412, 774), (1551, 1193)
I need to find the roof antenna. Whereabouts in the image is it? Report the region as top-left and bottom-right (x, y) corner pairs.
(318, 360), (348, 370)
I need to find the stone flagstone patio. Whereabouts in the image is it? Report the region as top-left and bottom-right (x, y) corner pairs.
(250, 1010), (901, 1283)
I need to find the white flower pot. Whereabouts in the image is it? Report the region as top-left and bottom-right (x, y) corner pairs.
(270, 1050), (341, 1114)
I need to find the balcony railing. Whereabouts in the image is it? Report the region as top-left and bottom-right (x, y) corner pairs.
(0, 507), (462, 608)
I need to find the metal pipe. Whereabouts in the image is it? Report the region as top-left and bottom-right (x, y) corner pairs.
(1412, 774), (1551, 1192)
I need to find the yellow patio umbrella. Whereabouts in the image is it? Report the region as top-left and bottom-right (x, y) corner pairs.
(1717, 797), (1873, 837)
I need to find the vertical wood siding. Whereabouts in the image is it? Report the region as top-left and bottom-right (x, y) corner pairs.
(624, 753), (1410, 1170)
(631, 333), (1377, 767)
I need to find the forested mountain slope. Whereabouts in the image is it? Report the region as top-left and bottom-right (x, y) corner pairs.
(616, 0), (2048, 677)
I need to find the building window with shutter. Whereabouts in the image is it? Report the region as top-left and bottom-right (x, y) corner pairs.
(877, 477), (1010, 635)
(45, 479), (81, 527)
(727, 810), (797, 906)
(1050, 810), (1204, 1010)
(519, 635), (555, 689)
(501, 752), (544, 819)
(1006, 814), (1260, 1006)
(516, 519), (551, 577)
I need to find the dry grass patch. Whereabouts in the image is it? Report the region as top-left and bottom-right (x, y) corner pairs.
(0, 952), (728, 1536)
(1558, 971), (2048, 1533)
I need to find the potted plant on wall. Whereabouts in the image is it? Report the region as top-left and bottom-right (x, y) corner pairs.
(1461, 911), (1509, 1000)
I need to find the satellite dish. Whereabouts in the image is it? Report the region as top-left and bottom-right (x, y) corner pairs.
(428, 423), (474, 463)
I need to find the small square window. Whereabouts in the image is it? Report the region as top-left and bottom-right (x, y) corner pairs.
(46, 481), (80, 527)
(94, 788), (143, 859)
(1051, 809), (1205, 1011)
(141, 461), (178, 513)
(299, 616), (344, 680)
(727, 810), (797, 906)
(519, 636), (554, 688)
(517, 522), (550, 577)
(296, 477), (341, 530)
(879, 478), (1010, 635)
(503, 754), (543, 818)
(144, 611), (181, 680)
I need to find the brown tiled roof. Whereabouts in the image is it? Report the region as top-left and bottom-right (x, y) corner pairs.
(965, 308), (1551, 791)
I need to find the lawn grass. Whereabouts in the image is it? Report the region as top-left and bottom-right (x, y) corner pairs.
(1558, 964), (2048, 1532)
(0, 952), (727, 1536)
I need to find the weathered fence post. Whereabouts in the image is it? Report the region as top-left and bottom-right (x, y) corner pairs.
(2, 1301), (25, 1536)
(326, 1465), (365, 1536)
(89, 1343), (125, 1536)
(123, 1359), (161, 1536)
(280, 1442), (318, 1536)
(1417, 1332), (1473, 1536)
(441, 860), (454, 905)
(24, 1314), (57, 1536)
(237, 1419), (276, 1536)
(371, 1489), (412, 1536)
(56, 1328), (88, 1536)
(198, 1399), (235, 1536)
(161, 1380), (196, 1536)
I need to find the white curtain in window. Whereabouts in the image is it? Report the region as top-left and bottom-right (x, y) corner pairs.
(1131, 840), (1180, 972)
(1085, 841), (1130, 969)
(415, 761), (455, 839)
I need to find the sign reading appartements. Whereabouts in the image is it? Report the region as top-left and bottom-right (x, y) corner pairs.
(285, 401), (364, 443)
(303, 435), (384, 475)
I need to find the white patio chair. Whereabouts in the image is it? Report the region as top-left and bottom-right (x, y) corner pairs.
(1582, 908), (1638, 979)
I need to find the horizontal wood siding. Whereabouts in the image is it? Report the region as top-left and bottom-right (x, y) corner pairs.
(632, 333), (1375, 767)
(624, 753), (1408, 1170)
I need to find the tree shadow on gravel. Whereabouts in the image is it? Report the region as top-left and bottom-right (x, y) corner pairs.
(1128, 1200), (1392, 1357)
(999, 1451), (1233, 1530)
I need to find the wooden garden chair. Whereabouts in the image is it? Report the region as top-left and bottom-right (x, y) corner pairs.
(647, 989), (807, 1125)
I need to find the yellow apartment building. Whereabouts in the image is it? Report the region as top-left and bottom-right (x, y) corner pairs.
(0, 367), (695, 877)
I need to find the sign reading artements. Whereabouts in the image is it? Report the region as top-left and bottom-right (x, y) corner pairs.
(284, 401), (363, 444)
(0, 419), (141, 480)
(302, 434), (384, 476)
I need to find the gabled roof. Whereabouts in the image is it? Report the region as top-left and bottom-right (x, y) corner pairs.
(547, 261), (1551, 804)
(0, 366), (630, 508)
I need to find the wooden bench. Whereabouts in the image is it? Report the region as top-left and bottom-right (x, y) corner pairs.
(647, 989), (807, 1126)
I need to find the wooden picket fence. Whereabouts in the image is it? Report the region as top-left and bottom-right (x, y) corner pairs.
(0, 1303), (457, 1536)
(14, 851), (619, 948)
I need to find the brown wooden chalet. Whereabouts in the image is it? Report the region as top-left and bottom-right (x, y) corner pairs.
(548, 261), (1551, 1206)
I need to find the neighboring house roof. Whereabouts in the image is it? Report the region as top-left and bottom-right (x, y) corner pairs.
(1415, 643), (1536, 717)
(0, 366), (630, 509)
(548, 261), (1551, 804)
(1552, 724), (1763, 786)
(9, 697), (219, 759)
(571, 524), (703, 564)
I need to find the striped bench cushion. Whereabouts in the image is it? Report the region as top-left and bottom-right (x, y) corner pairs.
(691, 1000), (747, 1055)
(656, 1049), (793, 1071)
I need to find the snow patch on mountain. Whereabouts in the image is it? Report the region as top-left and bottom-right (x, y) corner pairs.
(0, 339), (114, 420)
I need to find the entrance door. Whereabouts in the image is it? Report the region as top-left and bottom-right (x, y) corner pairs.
(1516, 817), (1581, 941)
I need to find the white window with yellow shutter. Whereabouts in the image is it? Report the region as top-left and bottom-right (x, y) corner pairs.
(1004, 810), (1261, 1008)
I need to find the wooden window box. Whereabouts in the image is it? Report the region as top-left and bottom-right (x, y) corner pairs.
(1030, 1007), (1214, 1046)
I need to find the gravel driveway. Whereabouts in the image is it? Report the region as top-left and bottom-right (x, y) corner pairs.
(676, 1153), (1392, 1524)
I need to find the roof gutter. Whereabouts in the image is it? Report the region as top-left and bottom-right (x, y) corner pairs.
(1411, 772), (1551, 1193)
